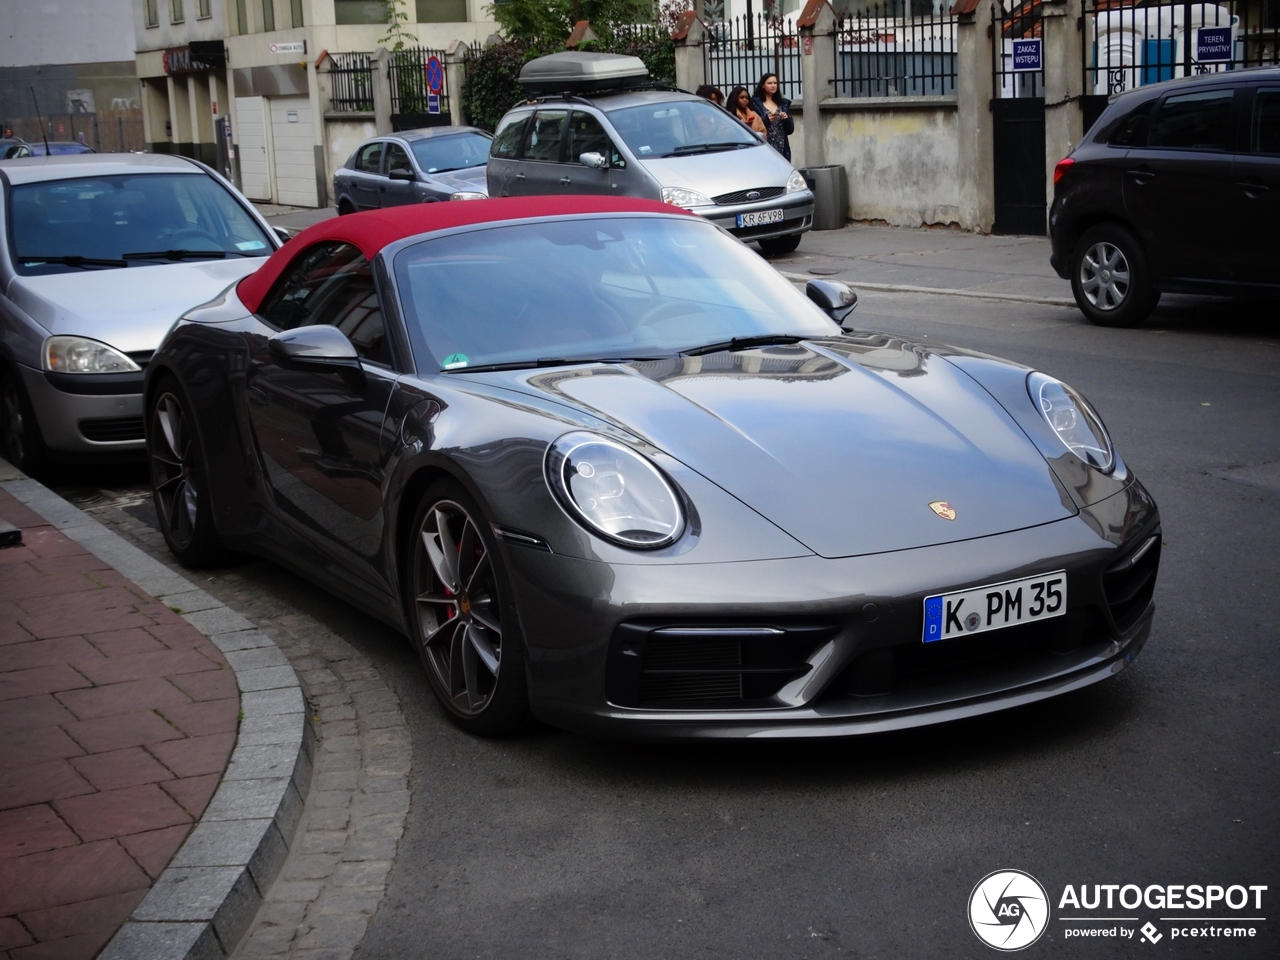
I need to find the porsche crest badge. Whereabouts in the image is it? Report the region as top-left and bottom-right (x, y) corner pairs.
(929, 500), (957, 521)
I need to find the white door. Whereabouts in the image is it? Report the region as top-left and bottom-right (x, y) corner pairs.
(235, 95), (272, 202)
(268, 96), (319, 207)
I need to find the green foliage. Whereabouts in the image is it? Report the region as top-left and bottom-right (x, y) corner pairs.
(379, 0), (417, 51)
(489, 0), (658, 43)
(461, 29), (676, 132)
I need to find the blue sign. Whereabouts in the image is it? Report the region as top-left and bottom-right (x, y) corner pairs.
(1196, 26), (1232, 63)
(1011, 38), (1042, 72)
(425, 55), (444, 94)
(427, 93), (441, 115)
(923, 596), (943, 643)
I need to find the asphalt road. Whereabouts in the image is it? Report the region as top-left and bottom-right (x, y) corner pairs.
(54, 288), (1280, 959)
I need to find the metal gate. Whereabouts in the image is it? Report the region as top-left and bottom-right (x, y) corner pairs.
(991, 2), (1046, 235)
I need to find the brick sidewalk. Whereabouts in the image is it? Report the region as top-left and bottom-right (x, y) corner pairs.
(0, 487), (239, 960)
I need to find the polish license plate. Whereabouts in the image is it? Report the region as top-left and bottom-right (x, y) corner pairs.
(737, 207), (784, 228)
(922, 571), (1067, 643)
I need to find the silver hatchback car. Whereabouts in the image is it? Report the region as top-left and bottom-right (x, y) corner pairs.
(488, 55), (814, 257)
(0, 153), (281, 474)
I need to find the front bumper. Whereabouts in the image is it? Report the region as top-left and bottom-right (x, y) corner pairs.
(504, 480), (1158, 739)
(697, 194), (814, 242)
(19, 363), (145, 457)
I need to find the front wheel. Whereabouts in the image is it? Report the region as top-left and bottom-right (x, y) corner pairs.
(1070, 223), (1156, 328)
(407, 480), (530, 735)
(0, 366), (49, 477)
(148, 379), (228, 567)
(759, 232), (802, 258)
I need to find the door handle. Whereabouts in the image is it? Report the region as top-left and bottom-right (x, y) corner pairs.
(1126, 167), (1155, 184)
(515, 172), (525, 180)
(1236, 179), (1269, 197)
(559, 177), (572, 185)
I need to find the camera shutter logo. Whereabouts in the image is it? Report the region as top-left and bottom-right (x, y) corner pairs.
(968, 870), (1049, 951)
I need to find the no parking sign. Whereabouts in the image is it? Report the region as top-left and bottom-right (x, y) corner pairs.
(426, 55), (443, 114)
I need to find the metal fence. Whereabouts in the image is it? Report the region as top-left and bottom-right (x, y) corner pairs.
(388, 46), (451, 120)
(328, 52), (374, 113)
(993, 1), (1044, 98)
(702, 14), (804, 102)
(834, 4), (959, 97)
(2, 111), (145, 152)
(1083, 0), (1280, 97)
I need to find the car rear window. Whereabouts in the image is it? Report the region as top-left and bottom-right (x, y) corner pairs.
(1146, 88), (1235, 151)
(8, 173), (274, 275)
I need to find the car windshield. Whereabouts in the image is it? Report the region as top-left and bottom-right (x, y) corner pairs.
(410, 133), (492, 173)
(9, 173), (273, 275)
(606, 100), (758, 158)
(393, 215), (836, 372)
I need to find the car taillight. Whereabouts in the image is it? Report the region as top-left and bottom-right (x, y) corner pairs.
(1053, 157), (1075, 186)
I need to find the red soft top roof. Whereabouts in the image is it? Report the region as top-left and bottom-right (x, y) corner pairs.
(237, 196), (687, 314)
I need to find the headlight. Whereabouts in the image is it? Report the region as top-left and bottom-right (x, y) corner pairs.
(449, 191), (486, 201)
(1028, 372), (1114, 473)
(786, 169), (809, 193)
(661, 186), (713, 209)
(43, 336), (139, 374)
(545, 431), (685, 548)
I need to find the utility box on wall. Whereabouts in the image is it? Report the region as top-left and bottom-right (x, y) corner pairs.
(802, 164), (849, 230)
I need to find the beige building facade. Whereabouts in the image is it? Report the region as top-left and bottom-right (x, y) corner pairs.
(134, 0), (496, 207)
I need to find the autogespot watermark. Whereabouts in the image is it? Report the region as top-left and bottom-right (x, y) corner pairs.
(967, 873), (1268, 950)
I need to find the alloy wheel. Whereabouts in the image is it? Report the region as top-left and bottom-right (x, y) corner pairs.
(412, 500), (504, 717)
(2, 380), (25, 465)
(149, 392), (199, 551)
(1078, 241), (1130, 311)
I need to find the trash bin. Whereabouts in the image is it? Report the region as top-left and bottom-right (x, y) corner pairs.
(801, 164), (848, 231)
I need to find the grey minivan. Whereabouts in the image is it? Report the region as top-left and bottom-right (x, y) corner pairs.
(487, 57), (813, 257)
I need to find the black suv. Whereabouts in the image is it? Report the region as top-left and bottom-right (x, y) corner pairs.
(1050, 66), (1279, 327)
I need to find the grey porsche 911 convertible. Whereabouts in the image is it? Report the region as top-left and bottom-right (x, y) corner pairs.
(145, 196), (1160, 738)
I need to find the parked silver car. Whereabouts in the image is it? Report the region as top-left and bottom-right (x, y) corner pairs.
(487, 54), (814, 256)
(333, 126), (492, 213)
(0, 153), (281, 474)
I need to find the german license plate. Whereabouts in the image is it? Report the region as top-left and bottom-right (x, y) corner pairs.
(737, 208), (784, 228)
(922, 571), (1066, 643)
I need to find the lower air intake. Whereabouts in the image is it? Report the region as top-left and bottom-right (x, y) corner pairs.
(79, 417), (145, 442)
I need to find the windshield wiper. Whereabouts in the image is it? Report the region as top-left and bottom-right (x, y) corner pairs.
(444, 356), (670, 374)
(665, 142), (753, 156)
(122, 249), (228, 261)
(19, 255), (127, 268)
(681, 335), (806, 357)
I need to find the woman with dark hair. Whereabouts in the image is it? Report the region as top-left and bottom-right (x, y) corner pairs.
(727, 86), (765, 134)
(695, 84), (725, 107)
(751, 73), (794, 161)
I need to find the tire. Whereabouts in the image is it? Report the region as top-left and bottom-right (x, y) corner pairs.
(147, 378), (228, 567)
(337, 198), (356, 215)
(0, 364), (50, 477)
(406, 480), (531, 736)
(1070, 223), (1156, 328)
(758, 232), (802, 258)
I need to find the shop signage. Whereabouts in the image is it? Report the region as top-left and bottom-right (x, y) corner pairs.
(163, 46), (219, 75)
(269, 41), (306, 55)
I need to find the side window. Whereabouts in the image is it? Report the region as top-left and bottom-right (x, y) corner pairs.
(491, 113), (528, 159)
(1253, 88), (1280, 155)
(568, 111), (624, 167)
(355, 142), (383, 173)
(257, 241), (391, 365)
(1094, 99), (1154, 146)
(384, 142), (412, 175)
(524, 110), (567, 162)
(1146, 89), (1235, 151)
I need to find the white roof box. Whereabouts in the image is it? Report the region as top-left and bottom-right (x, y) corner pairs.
(519, 52), (650, 95)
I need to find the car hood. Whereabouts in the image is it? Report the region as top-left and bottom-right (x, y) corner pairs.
(428, 165), (489, 195)
(638, 143), (792, 197)
(472, 338), (1076, 559)
(7, 257), (266, 354)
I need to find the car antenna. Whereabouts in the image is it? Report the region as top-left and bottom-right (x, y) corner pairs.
(29, 87), (51, 155)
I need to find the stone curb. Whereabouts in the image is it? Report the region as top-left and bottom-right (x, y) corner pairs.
(0, 459), (314, 960)
(779, 271), (1077, 307)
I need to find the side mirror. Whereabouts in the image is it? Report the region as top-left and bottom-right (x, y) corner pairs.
(579, 152), (607, 170)
(273, 226), (293, 244)
(805, 279), (858, 328)
(388, 167), (415, 181)
(268, 325), (364, 383)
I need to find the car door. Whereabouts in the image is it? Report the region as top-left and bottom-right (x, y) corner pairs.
(349, 141), (385, 210)
(487, 111), (530, 198)
(1231, 85), (1280, 287)
(380, 141), (418, 208)
(514, 109), (569, 196)
(560, 111), (627, 196)
(1122, 85), (1240, 284)
(246, 240), (401, 597)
